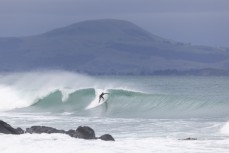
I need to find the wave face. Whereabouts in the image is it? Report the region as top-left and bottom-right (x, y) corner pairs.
(0, 71), (229, 118)
(18, 88), (228, 118)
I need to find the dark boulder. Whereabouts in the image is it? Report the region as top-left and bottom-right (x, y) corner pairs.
(66, 129), (81, 138)
(98, 134), (115, 141)
(0, 120), (20, 134)
(16, 127), (25, 134)
(179, 137), (197, 140)
(0, 120), (115, 141)
(66, 129), (76, 137)
(76, 126), (96, 139)
(26, 126), (65, 134)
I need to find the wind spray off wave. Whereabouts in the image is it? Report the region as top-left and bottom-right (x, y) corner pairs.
(0, 71), (229, 119)
(1, 72), (229, 153)
(0, 71), (122, 111)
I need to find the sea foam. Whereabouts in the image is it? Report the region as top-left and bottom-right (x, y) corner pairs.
(0, 70), (127, 111)
(220, 122), (229, 135)
(0, 71), (93, 110)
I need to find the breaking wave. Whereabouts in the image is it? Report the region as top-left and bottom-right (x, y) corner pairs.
(18, 88), (229, 118)
(0, 71), (229, 118)
(220, 122), (229, 135)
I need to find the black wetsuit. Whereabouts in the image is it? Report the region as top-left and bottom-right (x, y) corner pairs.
(99, 93), (108, 103)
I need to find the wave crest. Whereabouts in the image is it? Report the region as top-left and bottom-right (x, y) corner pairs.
(1, 71), (229, 118)
(7, 88), (229, 119)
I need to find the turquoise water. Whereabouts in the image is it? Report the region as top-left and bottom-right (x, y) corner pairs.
(0, 72), (229, 153)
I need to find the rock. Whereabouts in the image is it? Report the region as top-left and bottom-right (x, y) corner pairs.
(76, 126), (96, 139)
(16, 127), (25, 134)
(66, 129), (81, 138)
(180, 137), (197, 140)
(66, 129), (76, 137)
(26, 126), (65, 134)
(98, 134), (115, 141)
(0, 120), (115, 141)
(0, 120), (20, 134)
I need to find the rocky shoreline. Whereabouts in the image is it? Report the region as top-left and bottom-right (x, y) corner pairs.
(0, 120), (115, 141)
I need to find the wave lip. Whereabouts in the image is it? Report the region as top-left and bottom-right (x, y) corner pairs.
(220, 122), (229, 135)
(1, 71), (229, 119)
(0, 71), (101, 111)
(5, 88), (229, 119)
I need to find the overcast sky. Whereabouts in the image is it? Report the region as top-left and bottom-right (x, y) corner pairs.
(0, 0), (228, 47)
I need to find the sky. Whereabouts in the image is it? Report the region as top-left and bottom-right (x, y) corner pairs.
(0, 0), (228, 47)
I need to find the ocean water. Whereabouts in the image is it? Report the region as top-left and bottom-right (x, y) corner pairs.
(0, 71), (229, 153)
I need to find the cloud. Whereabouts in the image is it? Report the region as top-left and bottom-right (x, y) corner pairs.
(0, 0), (228, 47)
(0, 0), (228, 14)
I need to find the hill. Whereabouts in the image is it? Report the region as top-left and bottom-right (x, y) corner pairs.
(0, 19), (229, 75)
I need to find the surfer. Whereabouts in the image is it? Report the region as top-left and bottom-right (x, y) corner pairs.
(99, 92), (109, 103)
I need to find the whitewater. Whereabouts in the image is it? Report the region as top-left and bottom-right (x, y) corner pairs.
(0, 71), (229, 153)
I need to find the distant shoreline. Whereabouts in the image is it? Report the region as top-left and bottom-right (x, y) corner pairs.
(82, 68), (229, 76)
(1, 68), (229, 76)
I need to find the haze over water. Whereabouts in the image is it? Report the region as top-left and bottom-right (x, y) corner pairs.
(0, 1), (229, 153)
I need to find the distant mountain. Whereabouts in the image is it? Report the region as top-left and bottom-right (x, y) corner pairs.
(0, 19), (229, 75)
